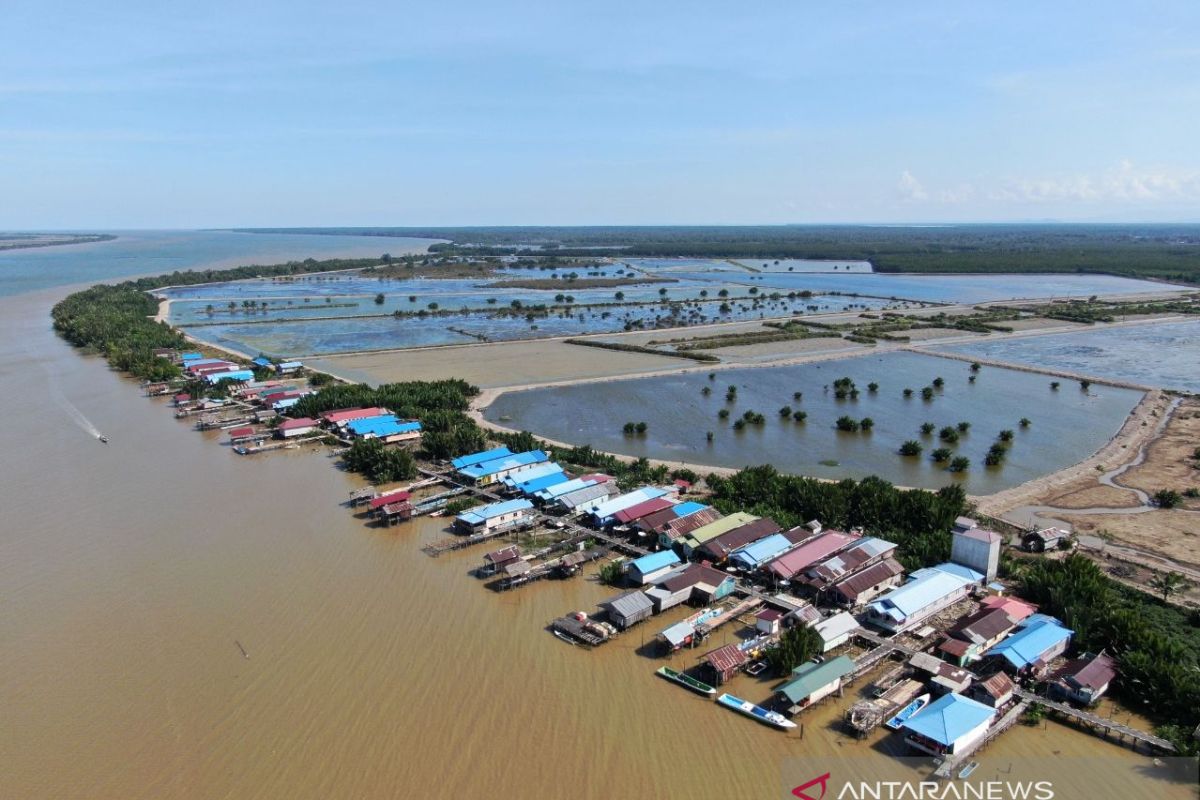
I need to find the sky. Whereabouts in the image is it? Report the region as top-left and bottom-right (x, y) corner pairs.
(2, 1), (1199, 228)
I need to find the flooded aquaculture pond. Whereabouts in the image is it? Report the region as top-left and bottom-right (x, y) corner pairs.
(935, 318), (1200, 394)
(485, 351), (1144, 493)
(169, 271), (894, 357)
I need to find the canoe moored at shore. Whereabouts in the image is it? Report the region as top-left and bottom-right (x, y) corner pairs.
(884, 693), (930, 731)
(655, 666), (716, 696)
(716, 693), (796, 729)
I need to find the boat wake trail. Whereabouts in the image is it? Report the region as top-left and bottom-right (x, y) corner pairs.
(26, 341), (104, 439)
(48, 377), (103, 439)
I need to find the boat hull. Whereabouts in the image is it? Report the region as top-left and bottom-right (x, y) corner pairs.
(716, 693), (796, 730)
(655, 667), (716, 696)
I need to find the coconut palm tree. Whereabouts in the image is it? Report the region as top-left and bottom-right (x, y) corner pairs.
(1147, 571), (1189, 602)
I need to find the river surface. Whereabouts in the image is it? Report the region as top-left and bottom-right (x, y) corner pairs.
(485, 352), (1144, 494)
(0, 236), (1190, 799)
(935, 319), (1200, 394)
(0, 229), (438, 297)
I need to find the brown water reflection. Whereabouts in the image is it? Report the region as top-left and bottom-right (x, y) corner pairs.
(0, 288), (1189, 800)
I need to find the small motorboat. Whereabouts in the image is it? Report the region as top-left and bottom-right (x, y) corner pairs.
(958, 762), (980, 779)
(553, 630), (579, 646)
(98, 435), (109, 444)
(716, 693), (796, 730)
(885, 693), (930, 731)
(656, 666), (717, 696)
(744, 660), (767, 676)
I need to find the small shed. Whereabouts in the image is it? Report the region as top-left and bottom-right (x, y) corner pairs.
(484, 545), (522, 573)
(1023, 527), (1068, 552)
(970, 672), (1015, 709)
(814, 612), (860, 652)
(704, 643), (748, 685)
(600, 591), (655, 630)
(755, 608), (783, 636)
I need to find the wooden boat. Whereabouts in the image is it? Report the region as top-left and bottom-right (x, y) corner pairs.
(716, 693), (796, 730)
(958, 762), (979, 779)
(655, 666), (716, 696)
(553, 630), (579, 646)
(884, 693), (930, 731)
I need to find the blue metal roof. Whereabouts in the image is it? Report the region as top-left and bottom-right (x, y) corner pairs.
(501, 461), (562, 487)
(672, 501), (708, 517)
(204, 369), (254, 383)
(988, 617), (1073, 669)
(868, 563), (982, 621)
(536, 477), (595, 500)
(252, 357), (273, 367)
(457, 498), (534, 525)
(730, 533), (794, 569)
(180, 352), (203, 361)
(346, 415), (422, 437)
(452, 447), (512, 470)
(628, 549), (682, 577)
(272, 397), (300, 409)
(277, 361), (303, 369)
(513, 471), (569, 495)
(901, 693), (996, 746)
(460, 451), (547, 479)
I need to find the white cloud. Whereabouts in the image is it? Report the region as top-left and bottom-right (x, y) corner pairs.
(897, 162), (1200, 208)
(993, 161), (1200, 203)
(898, 170), (928, 201)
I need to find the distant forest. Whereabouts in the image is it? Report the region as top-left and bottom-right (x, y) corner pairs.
(235, 225), (1200, 284)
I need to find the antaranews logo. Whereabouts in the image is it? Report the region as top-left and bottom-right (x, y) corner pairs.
(792, 772), (831, 800)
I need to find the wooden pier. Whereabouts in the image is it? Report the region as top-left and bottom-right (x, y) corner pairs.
(1012, 688), (1176, 753)
(496, 548), (606, 590)
(422, 517), (538, 556)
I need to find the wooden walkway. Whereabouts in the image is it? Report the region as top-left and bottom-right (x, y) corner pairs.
(1012, 688), (1175, 753)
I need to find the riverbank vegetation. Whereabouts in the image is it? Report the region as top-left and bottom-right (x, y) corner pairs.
(51, 284), (186, 381)
(1013, 555), (1200, 754)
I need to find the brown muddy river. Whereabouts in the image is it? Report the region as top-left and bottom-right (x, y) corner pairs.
(0, 287), (1192, 800)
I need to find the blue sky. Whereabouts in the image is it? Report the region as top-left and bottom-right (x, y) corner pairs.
(3, 1), (1199, 227)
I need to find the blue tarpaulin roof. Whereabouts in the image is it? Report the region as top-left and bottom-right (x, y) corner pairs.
(457, 498), (533, 525)
(988, 617), (1073, 669)
(452, 447), (512, 470)
(252, 357), (273, 367)
(672, 501), (708, 517)
(901, 693), (996, 746)
(181, 352), (203, 361)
